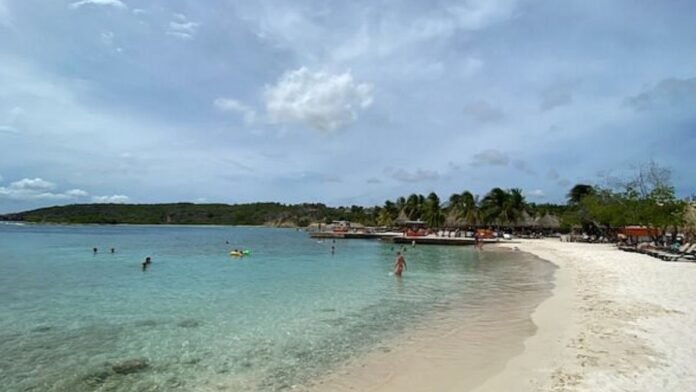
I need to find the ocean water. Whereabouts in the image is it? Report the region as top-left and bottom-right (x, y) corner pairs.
(0, 224), (555, 391)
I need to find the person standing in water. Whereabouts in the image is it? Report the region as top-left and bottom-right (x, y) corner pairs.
(393, 251), (406, 277)
(93, 247), (98, 254)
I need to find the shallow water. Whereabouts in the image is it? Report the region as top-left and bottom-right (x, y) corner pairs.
(0, 224), (555, 391)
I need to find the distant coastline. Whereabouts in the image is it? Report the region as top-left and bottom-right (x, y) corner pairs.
(0, 202), (345, 227)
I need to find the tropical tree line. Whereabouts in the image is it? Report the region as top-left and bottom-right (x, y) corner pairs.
(562, 162), (690, 239)
(6, 162), (691, 234)
(373, 187), (550, 229)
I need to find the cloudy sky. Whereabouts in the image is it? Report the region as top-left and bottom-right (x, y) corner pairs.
(1, 0), (695, 213)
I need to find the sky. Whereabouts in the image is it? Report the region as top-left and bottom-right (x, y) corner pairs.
(1, 0), (695, 213)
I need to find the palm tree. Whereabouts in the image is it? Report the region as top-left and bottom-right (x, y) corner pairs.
(567, 184), (595, 205)
(507, 188), (527, 223)
(395, 196), (406, 214)
(459, 191), (481, 227)
(480, 188), (528, 227)
(481, 187), (510, 226)
(377, 207), (394, 227)
(448, 190), (480, 227)
(423, 192), (444, 228)
(405, 194), (421, 220)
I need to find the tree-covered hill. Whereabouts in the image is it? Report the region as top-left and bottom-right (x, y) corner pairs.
(0, 202), (368, 226)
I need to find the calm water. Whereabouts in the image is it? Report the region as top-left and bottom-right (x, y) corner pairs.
(0, 224), (555, 391)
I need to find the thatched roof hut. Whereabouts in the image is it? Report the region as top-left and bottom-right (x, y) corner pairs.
(534, 214), (561, 229)
(512, 211), (537, 228)
(394, 210), (409, 225)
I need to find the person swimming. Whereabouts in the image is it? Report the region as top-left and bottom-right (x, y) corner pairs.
(142, 256), (152, 271)
(393, 251), (406, 277)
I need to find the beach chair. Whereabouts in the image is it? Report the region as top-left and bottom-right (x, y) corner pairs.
(658, 243), (695, 262)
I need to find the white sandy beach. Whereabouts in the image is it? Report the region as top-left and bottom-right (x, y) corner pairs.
(477, 239), (696, 392)
(308, 239), (696, 391)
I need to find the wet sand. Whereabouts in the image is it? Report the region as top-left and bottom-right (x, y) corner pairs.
(306, 240), (696, 391)
(302, 248), (555, 392)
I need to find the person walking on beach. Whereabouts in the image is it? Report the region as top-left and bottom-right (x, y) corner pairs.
(393, 251), (406, 277)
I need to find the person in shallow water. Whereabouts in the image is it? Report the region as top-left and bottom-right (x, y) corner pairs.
(142, 256), (152, 270)
(393, 251), (406, 277)
(93, 247), (98, 254)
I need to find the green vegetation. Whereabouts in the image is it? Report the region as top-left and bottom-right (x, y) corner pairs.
(2, 162), (690, 235)
(374, 187), (563, 230)
(561, 162), (687, 239)
(1, 202), (379, 226)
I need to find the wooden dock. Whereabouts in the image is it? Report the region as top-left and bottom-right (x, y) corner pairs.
(309, 231), (401, 240)
(389, 236), (500, 246)
(309, 231), (505, 246)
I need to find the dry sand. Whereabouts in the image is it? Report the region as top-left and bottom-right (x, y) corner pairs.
(477, 239), (696, 392)
(307, 239), (696, 391)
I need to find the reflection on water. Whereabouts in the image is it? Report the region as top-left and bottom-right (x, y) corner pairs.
(0, 225), (554, 391)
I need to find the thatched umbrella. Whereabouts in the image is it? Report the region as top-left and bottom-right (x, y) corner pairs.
(515, 211), (536, 228)
(535, 214), (561, 229)
(394, 210), (410, 225)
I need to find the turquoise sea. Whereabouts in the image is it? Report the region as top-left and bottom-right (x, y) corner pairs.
(0, 223), (555, 391)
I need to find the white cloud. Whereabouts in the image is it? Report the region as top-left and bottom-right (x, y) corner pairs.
(0, 178), (85, 201)
(92, 194), (130, 203)
(265, 67), (373, 133)
(65, 189), (89, 198)
(528, 189), (545, 198)
(471, 149), (509, 166)
(167, 13), (199, 39)
(214, 98), (256, 124)
(9, 178), (56, 192)
(390, 168), (439, 183)
(166, 31), (193, 39)
(70, 0), (127, 10)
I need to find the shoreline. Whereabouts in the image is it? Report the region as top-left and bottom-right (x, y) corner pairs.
(478, 239), (696, 391)
(301, 247), (556, 392)
(306, 239), (696, 391)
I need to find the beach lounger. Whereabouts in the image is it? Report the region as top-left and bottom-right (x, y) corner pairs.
(658, 243), (695, 262)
